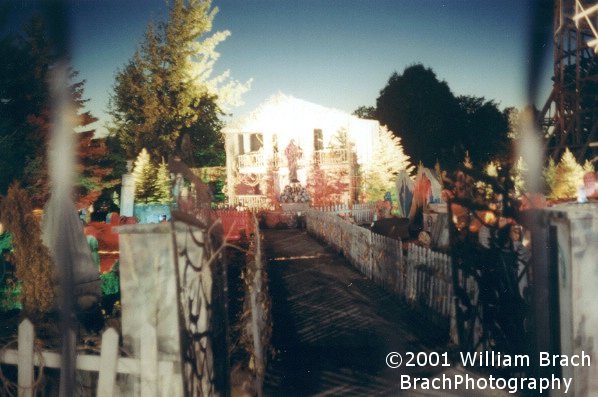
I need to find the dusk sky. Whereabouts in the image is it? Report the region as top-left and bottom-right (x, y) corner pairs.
(7, 0), (552, 137)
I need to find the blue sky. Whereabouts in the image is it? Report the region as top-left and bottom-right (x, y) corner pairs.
(8, 0), (552, 136)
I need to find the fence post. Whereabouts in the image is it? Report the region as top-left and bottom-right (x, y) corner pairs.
(18, 319), (34, 397)
(140, 323), (158, 397)
(97, 327), (119, 396)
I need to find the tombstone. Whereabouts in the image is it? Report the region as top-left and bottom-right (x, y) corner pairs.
(534, 203), (598, 396)
(116, 223), (187, 394)
(120, 160), (135, 217)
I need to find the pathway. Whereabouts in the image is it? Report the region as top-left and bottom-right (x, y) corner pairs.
(262, 229), (513, 396)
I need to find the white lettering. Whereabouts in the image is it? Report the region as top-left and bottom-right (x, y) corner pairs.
(563, 377), (572, 394)
(400, 375), (411, 389)
(539, 352), (550, 366)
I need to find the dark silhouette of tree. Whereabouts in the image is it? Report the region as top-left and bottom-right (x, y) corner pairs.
(0, 15), (97, 205)
(371, 64), (512, 170)
(457, 95), (510, 165)
(352, 106), (376, 119)
(375, 64), (463, 169)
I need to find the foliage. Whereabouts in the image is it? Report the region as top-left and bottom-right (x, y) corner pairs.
(132, 149), (174, 204)
(443, 166), (529, 359)
(75, 132), (121, 209)
(109, 0), (250, 166)
(193, 166), (227, 203)
(0, 183), (55, 317)
(548, 148), (585, 200)
(370, 64), (510, 169)
(100, 267), (120, 297)
(543, 157), (557, 196)
(306, 163), (349, 206)
(582, 160), (595, 174)
(306, 129), (354, 205)
(362, 126), (413, 202)
(478, 157), (527, 200)
(457, 96), (510, 165)
(352, 105), (376, 119)
(0, 279), (22, 312)
(154, 159), (173, 204)
(0, 15), (97, 205)
(132, 148), (156, 203)
(375, 64), (463, 169)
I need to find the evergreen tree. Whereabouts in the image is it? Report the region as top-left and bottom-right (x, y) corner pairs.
(363, 126), (413, 202)
(132, 148), (156, 203)
(153, 159), (172, 204)
(582, 160), (595, 174)
(551, 148), (584, 199)
(109, 0), (250, 165)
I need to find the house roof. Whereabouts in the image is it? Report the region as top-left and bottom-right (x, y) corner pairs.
(223, 92), (369, 134)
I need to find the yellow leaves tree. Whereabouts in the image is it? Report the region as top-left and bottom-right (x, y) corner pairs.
(547, 148), (585, 199)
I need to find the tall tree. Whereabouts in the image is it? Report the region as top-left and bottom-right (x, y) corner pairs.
(372, 64), (513, 170)
(109, 0), (250, 166)
(375, 64), (463, 169)
(132, 148), (156, 203)
(0, 15), (96, 204)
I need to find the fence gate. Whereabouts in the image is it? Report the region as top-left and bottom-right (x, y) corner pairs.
(169, 159), (230, 397)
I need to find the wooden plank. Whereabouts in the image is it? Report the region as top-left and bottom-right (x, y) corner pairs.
(140, 323), (158, 397)
(1, 348), (148, 375)
(97, 328), (119, 396)
(18, 319), (34, 397)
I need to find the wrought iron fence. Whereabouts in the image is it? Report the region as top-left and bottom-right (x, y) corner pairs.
(169, 159), (230, 396)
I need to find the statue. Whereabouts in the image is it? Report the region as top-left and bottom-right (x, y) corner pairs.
(285, 139), (302, 182)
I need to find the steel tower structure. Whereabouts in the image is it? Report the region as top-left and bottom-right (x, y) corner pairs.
(540, 0), (598, 163)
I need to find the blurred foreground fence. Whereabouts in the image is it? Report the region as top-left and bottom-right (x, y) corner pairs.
(0, 320), (173, 396)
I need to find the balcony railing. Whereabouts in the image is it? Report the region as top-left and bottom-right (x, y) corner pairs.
(236, 148), (347, 170)
(313, 148), (347, 165)
(237, 152), (265, 169)
(233, 195), (271, 209)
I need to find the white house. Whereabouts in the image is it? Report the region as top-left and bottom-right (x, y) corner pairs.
(223, 93), (380, 207)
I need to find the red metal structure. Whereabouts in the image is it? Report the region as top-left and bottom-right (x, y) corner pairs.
(541, 0), (598, 163)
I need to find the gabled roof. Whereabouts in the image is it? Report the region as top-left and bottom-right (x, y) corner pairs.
(224, 92), (364, 133)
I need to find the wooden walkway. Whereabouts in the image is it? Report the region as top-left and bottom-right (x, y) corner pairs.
(263, 229), (514, 396)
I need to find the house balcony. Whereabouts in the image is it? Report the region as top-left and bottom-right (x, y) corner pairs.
(237, 152), (266, 169)
(233, 194), (271, 209)
(313, 148), (348, 166)
(236, 148), (347, 173)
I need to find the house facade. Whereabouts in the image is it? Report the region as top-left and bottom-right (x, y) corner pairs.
(224, 93), (380, 207)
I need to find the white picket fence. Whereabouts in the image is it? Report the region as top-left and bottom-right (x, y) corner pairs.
(305, 209), (455, 322)
(312, 203), (375, 225)
(405, 244), (453, 318)
(0, 319), (176, 396)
